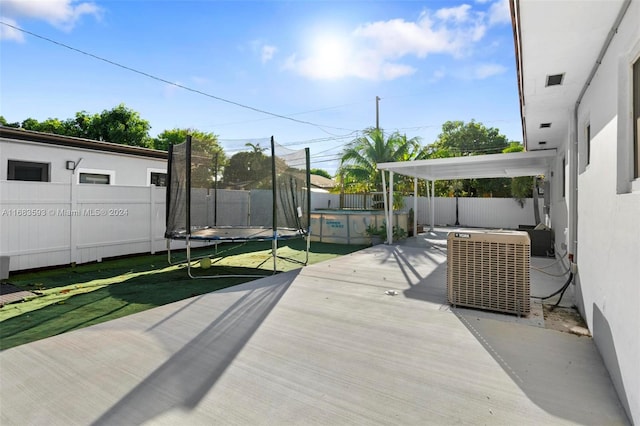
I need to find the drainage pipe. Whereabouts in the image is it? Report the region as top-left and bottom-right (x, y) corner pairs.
(570, 0), (632, 263)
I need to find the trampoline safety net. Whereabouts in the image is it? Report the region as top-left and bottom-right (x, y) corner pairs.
(165, 135), (311, 243)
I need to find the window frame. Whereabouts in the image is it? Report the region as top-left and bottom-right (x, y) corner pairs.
(76, 168), (115, 185)
(146, 168), (167, 187)
(7, 160), (50, 182)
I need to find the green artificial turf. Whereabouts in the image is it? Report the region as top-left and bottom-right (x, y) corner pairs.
(0, 240), (367, 350)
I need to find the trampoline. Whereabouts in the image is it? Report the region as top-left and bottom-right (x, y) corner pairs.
(165, 135), (311, 278)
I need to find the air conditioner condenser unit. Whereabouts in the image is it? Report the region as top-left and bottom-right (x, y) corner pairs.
(447, 230), (530, 315)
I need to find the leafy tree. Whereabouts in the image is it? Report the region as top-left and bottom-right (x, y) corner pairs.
(223, 149), (271, 189)
(422, 120), (509, 157)
(338, 127), (420, 193)
(503, 142), (541, 223)
(310, 168), (332, 179)
(245, 142), (266, 154)
(154, 128), (225, 188)
(9, 105), (152, 147)
(88, 104), (151, 147)
(422, 120), (512, 197)
(64, 111), (94, 137)
(153, 128), (222, 155)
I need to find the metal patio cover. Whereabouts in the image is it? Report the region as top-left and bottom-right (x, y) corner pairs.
(377, 150), (556, 181)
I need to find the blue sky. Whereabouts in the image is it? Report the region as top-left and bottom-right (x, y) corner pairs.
(0, 0), (520, 174)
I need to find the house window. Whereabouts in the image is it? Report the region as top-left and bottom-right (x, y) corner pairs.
(586, 124), (591, 167)
(7, 160), (50, 182)
(79, 173), (110, 184)
(633, 56), (640, 178)
(150, 172), (167, 187)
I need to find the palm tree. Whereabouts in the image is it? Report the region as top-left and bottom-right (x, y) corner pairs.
(338, 128), (420, 193)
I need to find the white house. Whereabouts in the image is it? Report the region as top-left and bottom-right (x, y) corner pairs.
(0, 126), (167, 186)
(0, 127), (171, 271)
(380, 1), (639, 423)
(513, 1), (639, 423)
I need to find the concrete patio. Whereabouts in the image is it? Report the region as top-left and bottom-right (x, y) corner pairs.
(0, 231), (630, 425)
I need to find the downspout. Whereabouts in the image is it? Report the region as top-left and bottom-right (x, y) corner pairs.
(570, 0), (631, 263)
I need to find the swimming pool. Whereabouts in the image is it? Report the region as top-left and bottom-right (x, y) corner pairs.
(310, 209), (408, 245)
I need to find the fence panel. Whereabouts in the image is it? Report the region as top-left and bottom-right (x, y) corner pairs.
(2, 181), (548, 272)
(310, 192), (340, 210)
(212, 189), (250, 227)
(1, 181), (72, 270)
(75, 185), (153, 263)
(403, 195), (544, 229)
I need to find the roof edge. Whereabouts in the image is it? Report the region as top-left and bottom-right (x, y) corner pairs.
(510, 0), (527, 150)
(0, 126), (167, 160)
(378, 149), (557, 170)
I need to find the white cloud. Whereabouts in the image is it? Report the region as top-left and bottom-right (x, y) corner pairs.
(249, 40), (278, 63)
(489, 0), (511, 25)
(284, 3), (498, 81)
(435, 4), (472, 23)
(473, 63), (507, 79)
(0, 0), (102, 32)
(261, 45), (277, 63)
(0, 17), (24, 42)
(381, 62), (416, 80)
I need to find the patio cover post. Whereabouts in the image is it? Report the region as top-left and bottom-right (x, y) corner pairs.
(430, 180), (435, 231)
(381, 170), (388, 244)
(413, 177), (418, 237)
(426, 179), (430, 227)
(388, 171), (394, 244)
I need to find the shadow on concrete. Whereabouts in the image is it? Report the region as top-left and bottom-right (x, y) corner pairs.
(92, 270), (299, 426)
(393, 233), (629, 424)
(592, 303), (632, 424)
(453, 308), (629, 425)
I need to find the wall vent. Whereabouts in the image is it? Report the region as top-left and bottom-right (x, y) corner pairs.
(447, 230), (530, 315)
(546, 73), (564, 86)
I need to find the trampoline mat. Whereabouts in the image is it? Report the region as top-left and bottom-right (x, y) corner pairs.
(168, 227), (304, 242)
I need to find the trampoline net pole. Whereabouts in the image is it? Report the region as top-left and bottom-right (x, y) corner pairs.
(306, 147), (311, 264)
(271, 136), (278, 274)
(185, 135), (192, 234)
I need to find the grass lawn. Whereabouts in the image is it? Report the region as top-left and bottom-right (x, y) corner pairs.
(0, 240), (368, 350)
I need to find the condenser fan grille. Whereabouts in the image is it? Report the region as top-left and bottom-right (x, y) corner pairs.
(447, 231), (530, 315)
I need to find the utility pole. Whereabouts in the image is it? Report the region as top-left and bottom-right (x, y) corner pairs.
(375, 96), (380, 130)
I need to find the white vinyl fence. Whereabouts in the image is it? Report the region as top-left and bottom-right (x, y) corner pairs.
(403, 196), (545, 230)
(1, 180), (174, 271)
(1, 180), (545, 272)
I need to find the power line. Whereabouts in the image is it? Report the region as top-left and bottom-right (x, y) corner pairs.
(0, 20), (349, 136)
(208, 101), (369, 128)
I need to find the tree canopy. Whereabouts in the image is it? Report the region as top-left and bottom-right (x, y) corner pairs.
(310, 168), (332, 179)
(222, 148), (271, 189)
(9, 104), (152, 148)
(421, 120), (510, 158)
(421, 120), (514, 197)
(155, 129), (225, 189)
